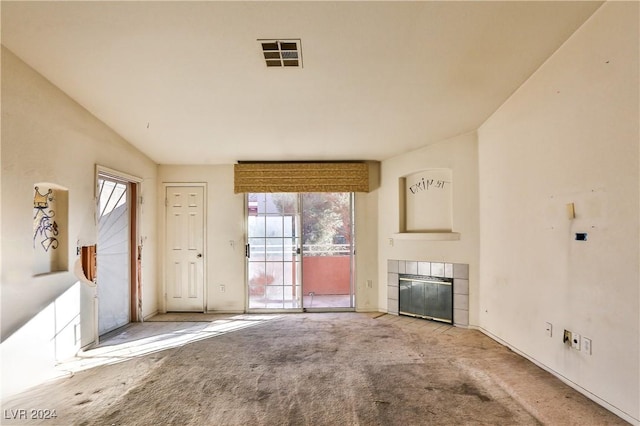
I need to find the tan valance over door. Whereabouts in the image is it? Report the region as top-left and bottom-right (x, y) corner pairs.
(234, 162), (376, 193)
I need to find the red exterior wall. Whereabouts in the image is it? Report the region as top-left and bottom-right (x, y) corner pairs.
(302, 256), (351, 295)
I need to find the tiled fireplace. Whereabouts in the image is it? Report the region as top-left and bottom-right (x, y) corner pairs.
(387, 260), (469, 327)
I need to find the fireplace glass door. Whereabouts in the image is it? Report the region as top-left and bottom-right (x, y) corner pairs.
(399, 275), (453, 323)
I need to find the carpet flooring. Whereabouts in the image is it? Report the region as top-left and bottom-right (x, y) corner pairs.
(1, 313), (627, 425)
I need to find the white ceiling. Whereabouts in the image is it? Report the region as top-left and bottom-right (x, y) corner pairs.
(1, 1), (602, 165)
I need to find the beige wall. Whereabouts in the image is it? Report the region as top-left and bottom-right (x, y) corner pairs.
(377, 131), (480, 324)
(158, 165), (245, 312)
(354, 182), (379, 312)
(478, 2), (639, 423)
(1, 47), (158, 397)
(157, 165), (379, 313)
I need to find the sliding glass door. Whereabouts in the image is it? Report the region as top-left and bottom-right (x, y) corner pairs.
(300, 193), (354, 309)
(246, 192), (354, 311)
(247, 193), (302, 309)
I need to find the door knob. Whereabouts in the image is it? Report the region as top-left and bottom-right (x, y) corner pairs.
(197, 253), (202, 258)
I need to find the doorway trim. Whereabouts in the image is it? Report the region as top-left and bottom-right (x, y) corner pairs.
(161, 182), (208, 313)
(95, 165), (142, 337)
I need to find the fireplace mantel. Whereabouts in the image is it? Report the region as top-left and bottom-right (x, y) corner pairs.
(393, 232), (460, 241)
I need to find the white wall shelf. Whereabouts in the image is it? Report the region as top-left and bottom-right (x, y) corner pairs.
(393, 232), (460, 241)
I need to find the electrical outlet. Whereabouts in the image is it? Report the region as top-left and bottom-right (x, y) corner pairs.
(219, 284), (225, 293)
(571, 332), (581, 350)
(545, 322), (552, 337)
(367, 279), (373, 288)
(582, 337), (592, 355)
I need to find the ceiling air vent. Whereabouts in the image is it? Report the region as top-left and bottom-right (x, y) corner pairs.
(259, 39), (302, 68)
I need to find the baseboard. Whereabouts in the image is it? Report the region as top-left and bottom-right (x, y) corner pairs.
(473, 325), (638, 425)
(142, 310), (158, 321)
(80, 341), (97, 351)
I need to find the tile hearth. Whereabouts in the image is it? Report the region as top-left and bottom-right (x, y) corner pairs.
(387, 259), (469, 327)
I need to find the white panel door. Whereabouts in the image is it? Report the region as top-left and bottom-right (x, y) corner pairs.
(165, 186), (205, 311)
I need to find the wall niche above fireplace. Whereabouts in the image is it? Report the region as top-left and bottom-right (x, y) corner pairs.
(396, 169), (460, 240)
